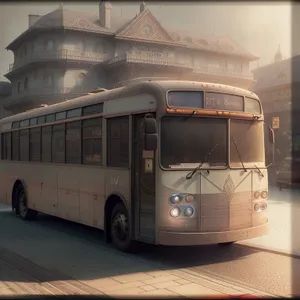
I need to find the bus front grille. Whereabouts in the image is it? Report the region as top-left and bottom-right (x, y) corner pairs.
(199, 191), (252, 232)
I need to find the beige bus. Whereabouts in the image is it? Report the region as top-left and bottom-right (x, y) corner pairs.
(0, 80), (274, 252)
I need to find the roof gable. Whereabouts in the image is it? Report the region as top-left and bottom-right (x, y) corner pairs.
(115, 9), (177, 45)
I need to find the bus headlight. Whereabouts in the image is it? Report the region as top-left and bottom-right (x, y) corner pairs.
(254, 191), (260, 199)
(184, 206), (194, 217)
(254, 204), (260, 212)
(261, 191), (268, 199)
(169, 194), (183, 204)
(260, 202), (267, 210)
(185, 194), (194, 202)
(170, 207), (180, 217)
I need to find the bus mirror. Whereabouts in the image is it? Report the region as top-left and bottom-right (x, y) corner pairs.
(269, 127), (275, 144)
(145, 133), (158, 151)
(144, 114), (157, 134)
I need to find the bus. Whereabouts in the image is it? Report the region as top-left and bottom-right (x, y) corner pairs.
(0, 80), (275, 252)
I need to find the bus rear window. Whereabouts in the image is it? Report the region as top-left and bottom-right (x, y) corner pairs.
(167, 91), (204, 108)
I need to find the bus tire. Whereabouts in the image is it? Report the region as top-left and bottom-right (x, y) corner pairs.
(110, 202), (136, 252)
(17, 185), (37, 221)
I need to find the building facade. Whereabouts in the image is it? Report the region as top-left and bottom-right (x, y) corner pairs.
(3, 2), (258, 115)
(0, 81), (12, 119)
(251, 48), (300, 185)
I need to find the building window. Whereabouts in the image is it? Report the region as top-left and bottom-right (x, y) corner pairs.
(66, 121), (81, 164)
(24, 78), (29, 91)
(30, 127), (41, 162)
(45, 39), (54, 51)
(42, 126), (52, 162)
(17, 82), (21, 93)
(19, 129), (29, 161)
(82, 118), (102, 165)
(43, 74), (53, 86)
(52, 124), (65, 163)
(12, 131), (19, 161)
(107, 116), (129, 167)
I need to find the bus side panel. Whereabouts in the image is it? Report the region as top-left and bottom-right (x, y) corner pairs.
(79, 166), (106, 228)
(57, 166), (80, 222)
(0, 161), (17, 205)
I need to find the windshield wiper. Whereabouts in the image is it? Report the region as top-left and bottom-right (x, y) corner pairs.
(231, 136), (247, 172)
(186, 143), (219, 179)
(254, 164), (264, 177)
(184, 110), (197, 121)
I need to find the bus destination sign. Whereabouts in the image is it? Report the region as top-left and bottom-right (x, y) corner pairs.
(204, 92), (244, 112)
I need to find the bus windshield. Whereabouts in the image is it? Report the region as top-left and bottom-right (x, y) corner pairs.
(161, 117), (265, 169)
(230, 120), (264, 167)
(161, 117), (227, 169)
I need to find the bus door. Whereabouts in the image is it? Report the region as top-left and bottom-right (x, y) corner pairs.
(132, 114), (156, 243)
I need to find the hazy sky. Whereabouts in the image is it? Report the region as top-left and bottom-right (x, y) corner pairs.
(0, 1), (291, 81)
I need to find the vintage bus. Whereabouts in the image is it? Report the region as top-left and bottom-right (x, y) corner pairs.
(0, 80), (274, 252)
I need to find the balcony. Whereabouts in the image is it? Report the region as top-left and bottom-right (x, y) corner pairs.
(2, 86), (87, 109)
(8, 49), (110, 73)
(107, 51), (194, 70)
(193, 66), (253, 80)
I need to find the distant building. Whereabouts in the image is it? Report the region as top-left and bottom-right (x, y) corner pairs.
(3, 2), (258, 115)
(0, 81), (12, 119)
(251, 46), (299, 166)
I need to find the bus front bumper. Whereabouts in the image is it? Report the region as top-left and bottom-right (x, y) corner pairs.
(158, 223), (269, 246)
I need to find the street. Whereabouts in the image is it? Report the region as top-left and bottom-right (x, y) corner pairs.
(0, 187), (299, 298)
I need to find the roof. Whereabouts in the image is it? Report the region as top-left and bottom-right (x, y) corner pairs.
(6, 6), (258, 61)
(251, 55), (300, 91)
(0, 81), (12, 96)
(0, 79), (258, 126)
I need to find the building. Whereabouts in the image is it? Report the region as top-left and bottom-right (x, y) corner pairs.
(3, 2), (258, 115)
(0, 81), (12, 119)
(251, 47), (300, 174)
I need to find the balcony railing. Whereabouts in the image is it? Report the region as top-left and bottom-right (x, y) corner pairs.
(108, 51), (194, 70)
(2, 86), (87, 108)
(108, 51), (253, 80)
(193, 66), (253, 80)
(8, 49), (110, 72)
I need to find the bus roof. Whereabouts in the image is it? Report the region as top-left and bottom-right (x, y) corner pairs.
(0, 80), (259, 125)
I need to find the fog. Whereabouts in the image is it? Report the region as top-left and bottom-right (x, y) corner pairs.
(0, 1), (291, 79)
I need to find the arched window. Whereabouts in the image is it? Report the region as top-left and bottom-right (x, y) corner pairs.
(24, 78), (28, 91)
(76, 72), (87, 87)
(17, 82), (21, 93)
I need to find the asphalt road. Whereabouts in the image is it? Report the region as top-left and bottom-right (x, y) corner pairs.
(0, 200), (298, 297)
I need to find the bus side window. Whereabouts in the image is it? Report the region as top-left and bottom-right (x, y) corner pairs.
(42, 126), (52, 162)
(107, 116), (129, 168)
(19, 129), (29, 161)
(82, 118), (102, 165)
(12, 131), (19, 161)
(30, 127), (41, 162)
(66, 121), (81, 164)
(52, 124), (65, 163)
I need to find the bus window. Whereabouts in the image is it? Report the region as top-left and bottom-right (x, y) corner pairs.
(20, 119), (29, 128)
(55, 111), (66, 121)
(12, 122), (19, 129)
(38, 116), (46, 124)
(12, 131), (19, 161)
(82, 118), (102, 165)
(66, 121), (81, 164)
(30, 127), (41, 162)
(67, 108), (82, 118)
(83, 103), (103, 116)
(52, 124), (65, 163)
(30, 118), (38, 126)
(107, 116), (129, 168)
(19, 129), (29, 161)
(41, 126), (52, 162)
(46, 114), (55, 123)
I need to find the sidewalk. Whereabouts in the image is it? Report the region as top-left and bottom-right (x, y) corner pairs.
(0, 203), (271, 298)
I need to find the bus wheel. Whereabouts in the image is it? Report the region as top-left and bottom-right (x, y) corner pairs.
(110, 202), (136, 252)
(17, 186), (37, 221)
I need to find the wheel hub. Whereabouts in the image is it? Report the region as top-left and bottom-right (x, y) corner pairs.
(112, 213), (128, 241)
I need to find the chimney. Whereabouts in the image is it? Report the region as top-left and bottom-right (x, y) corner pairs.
(28, 14), (41, 28)
(140, 1), (147, 13)
(99, 1), (111, 29)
